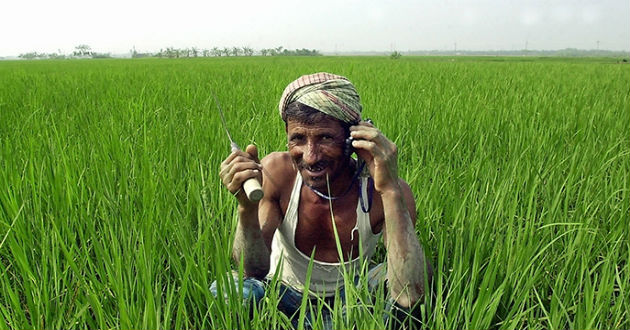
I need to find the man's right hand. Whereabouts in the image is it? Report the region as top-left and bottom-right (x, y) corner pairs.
(219, 144), (263, 209)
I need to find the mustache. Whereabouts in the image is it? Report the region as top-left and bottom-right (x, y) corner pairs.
(297, 161), (329, 171)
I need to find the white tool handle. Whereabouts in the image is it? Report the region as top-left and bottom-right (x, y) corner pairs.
(231, 142), (264, 202)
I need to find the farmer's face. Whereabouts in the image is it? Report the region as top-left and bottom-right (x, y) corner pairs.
(287, 118), (349, 190)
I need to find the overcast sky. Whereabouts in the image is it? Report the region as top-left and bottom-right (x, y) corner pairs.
(1, 0), (628, 56)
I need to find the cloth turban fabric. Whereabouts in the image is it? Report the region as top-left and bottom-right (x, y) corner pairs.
(278, 72), (362, 124)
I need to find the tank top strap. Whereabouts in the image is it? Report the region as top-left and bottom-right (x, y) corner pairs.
(282, 172), (303, 238)
(350, 177), (375, 241)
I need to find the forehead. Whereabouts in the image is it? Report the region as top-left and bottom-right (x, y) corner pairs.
(286, 118), (345, 135)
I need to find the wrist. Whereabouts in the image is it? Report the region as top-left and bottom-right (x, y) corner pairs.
(377, 183), (402, 199)
(238, 204), (258, 221)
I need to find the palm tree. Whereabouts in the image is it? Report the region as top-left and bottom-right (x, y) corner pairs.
(242, 46), (254, 56)
(73, 44), (93, 57)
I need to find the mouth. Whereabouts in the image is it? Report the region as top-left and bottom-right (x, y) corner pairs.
(300, 162), (329, 180)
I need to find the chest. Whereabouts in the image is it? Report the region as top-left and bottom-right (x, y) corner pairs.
(294, 195), (360, 263)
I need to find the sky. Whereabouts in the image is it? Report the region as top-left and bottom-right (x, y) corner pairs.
(1, 0), (628, 56)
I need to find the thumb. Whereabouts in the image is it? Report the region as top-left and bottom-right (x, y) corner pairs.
(245, 144), (259, 163)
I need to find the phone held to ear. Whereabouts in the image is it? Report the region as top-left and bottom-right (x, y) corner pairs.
(344, 118), (373, 157)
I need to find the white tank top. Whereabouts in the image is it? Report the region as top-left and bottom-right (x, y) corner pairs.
(267, 173), (381, 297)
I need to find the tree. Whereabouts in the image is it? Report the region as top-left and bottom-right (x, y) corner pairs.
(73, 44), (93, 57)
(19, 52), (40, 59)
(48, 52), (66, 59)
(242, 46), (254, 56)
(164, 47), (176, 58)
(390, 51), (402, 59)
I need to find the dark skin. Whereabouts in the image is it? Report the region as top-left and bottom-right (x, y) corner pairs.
(220, 117), (431, 307)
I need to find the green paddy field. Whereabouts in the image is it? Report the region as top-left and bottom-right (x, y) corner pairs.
(0, 56), (628, 329)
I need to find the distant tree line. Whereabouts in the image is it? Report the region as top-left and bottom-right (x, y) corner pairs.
(258, 47), (322, 57)
(19, 45), (111, 60)
(18, 52), (66, 60)
(152, 46), (321, 58)
(19, 44), (321, 59)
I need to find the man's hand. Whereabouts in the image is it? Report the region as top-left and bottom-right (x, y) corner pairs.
(349, 121), (400, 195)
(222, 145), (273, 279)
(219, 144), (263, 209)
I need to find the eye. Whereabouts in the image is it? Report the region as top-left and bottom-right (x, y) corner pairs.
(289, 134), (305, 143)
(321, 135), (333, 141)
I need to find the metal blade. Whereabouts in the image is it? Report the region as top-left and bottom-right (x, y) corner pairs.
(211, 90), (234, 144)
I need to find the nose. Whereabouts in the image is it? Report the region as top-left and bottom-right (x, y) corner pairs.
(302, 140), (320, 165)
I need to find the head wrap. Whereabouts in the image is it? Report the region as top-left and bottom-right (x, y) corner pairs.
(279, 72), (362, 124)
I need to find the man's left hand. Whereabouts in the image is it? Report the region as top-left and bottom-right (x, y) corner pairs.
(349, 121), (400, 195)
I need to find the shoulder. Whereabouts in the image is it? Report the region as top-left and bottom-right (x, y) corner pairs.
(261, 151), (293, 168)
(261, 152), (296, 199)
(258, 152), (296, 248)
(261, 152), (295, 179)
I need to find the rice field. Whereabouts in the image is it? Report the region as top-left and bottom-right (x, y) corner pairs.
(0, 56), (628, 329)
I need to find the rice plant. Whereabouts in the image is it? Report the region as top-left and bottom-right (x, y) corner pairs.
(0, 56), (628, 329)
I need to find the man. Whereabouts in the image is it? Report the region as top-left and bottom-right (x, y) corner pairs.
(216, 72), (432, 328)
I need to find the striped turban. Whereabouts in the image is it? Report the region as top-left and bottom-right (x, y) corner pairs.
(278, 72), (362, 124)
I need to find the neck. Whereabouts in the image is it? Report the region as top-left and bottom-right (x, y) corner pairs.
(305, 159), (359, 200)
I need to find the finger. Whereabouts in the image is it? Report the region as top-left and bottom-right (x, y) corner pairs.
(220, 154), (256, 177)
(220, 151), (238, 168)
(351, 139), (378, 153)
(220, 149), (252, 168)
(245, 144), (259, 163)
(350, 128), (380, 141)
(222, 154), (262, 173)
(232, 169), (262, 189)
(228, 161), (262, 180)
(221, 159), (261, 185)
(352, 138), (395, 159)
(230, 154), (261, 165)
(233, 148), (255, 161)
(220, 154), (261, 184)
(225, 167), (261, 193)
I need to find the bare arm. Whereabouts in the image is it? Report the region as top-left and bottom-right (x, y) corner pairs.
(232, 204), (270, 278)
(220, 145), (281, 278)
(381, 180), (431, 308)
(350, 122), (431, 308)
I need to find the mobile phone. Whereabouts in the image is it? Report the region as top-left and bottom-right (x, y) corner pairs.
(344, 118), (373, 157)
